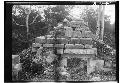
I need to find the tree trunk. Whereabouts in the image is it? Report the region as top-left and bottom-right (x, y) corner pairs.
(100, 5), (105, 41)
(96, 5), (105, 41)
(26, 14), (29, 41)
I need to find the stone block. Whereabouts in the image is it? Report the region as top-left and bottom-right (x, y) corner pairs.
(87, 59), (104, 74)
(32, 43), (42, 47)
(35, 36), (46, 44)
(80, 38), (92, 44)
(56, 38), (69, 44)
(85, 31), (92, 38)
(54, 44), (65, 48)
(85, 44), (93, 48)
(64, 27), (73, 37)
(43, 44), (53, 47)
(70, 38), (80, 44)
(57, 49), (64, 54)
(46, 38), (55, 44)
(64, 48), (97, 54)
(65, 44), (84, 49)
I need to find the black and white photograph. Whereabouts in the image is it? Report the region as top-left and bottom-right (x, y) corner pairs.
(4, 1), (119, 83)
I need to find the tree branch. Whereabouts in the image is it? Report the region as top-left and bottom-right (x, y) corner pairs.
(29, 14), (39, 25)
(12, 18), (26, 27)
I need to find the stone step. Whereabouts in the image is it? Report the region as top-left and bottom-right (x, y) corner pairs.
(61, 54), (95, 59)
(79, 38), (92, 44)
(65, 44), (93, 49)
(69, 38), (92, 44)
(57, 48), (97, 55)
(32, 43), (93, 49)
(35, 36), (46, 44)
(64, 48), (97, 54)
(43, 44), (53, 47)
(35, 37), (93, 44)
(54, 44), (65, 48)
(65, 44), (84, 49)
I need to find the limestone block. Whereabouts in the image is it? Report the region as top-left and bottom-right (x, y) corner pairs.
(46, 38), (55, 44)
(104, 60), (112, 68)
(64, 27), (73, 37)
(85, 31), (92, 38)
(81, 30), (86, 38)
(76, 31), (82, 38)
(57, 49), (64, 54)
(60, 57), (67, 67)
(43, 44), (53, 47)
(54, 44), (65, 48)
(86, 48), (97, 54)
(80, 38), (92, 45)
(32, 43), (42, 47)
(85, 44), (93, 48)
(70, 38), (80, 44)
(72, 31), (77, 38)
(64, 48), (97, 54)
(46, 53), (56, 63)
(87, 59), (104, 74)
(65, 44), (84, 49)
(56, 38), (68, 44)
(35, 36), (46, 44)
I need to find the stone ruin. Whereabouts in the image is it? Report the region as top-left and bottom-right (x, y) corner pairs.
(31, 19), (105, 76)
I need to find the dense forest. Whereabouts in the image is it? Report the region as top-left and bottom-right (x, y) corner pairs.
(12, 5), (115, 55)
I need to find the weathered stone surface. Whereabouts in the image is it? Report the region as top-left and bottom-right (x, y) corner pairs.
(72, 31), (82, 38)
(46, 53), (56, 63)
(84, 44), (93, 48)
(46, 38), (55, 44)
(70, 38), (80, 44)
(60, 57), (67, 67)
(77, 31), (82, 38)
(87, 59), (104, 74)
(81, 31), (92, 38)
(43, 44), (53, 47)
(72, 31), (78, 38)
(57, 49), (64, 54)
(65, 44), (84, 49)
(64, 27), (73, 37)
(80, 38), (92, 44)
(35, 36), (46, 44)
(64, 48), (97, 54)
(54, 44), (64, 48)
(56, 38), (69, 44)
(69, 21), (88, 27)
(61, 54), (95, 59)
(32, 43), (42, 47)
(85, 31), (92, 38)
(104, 60), (112, 68)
